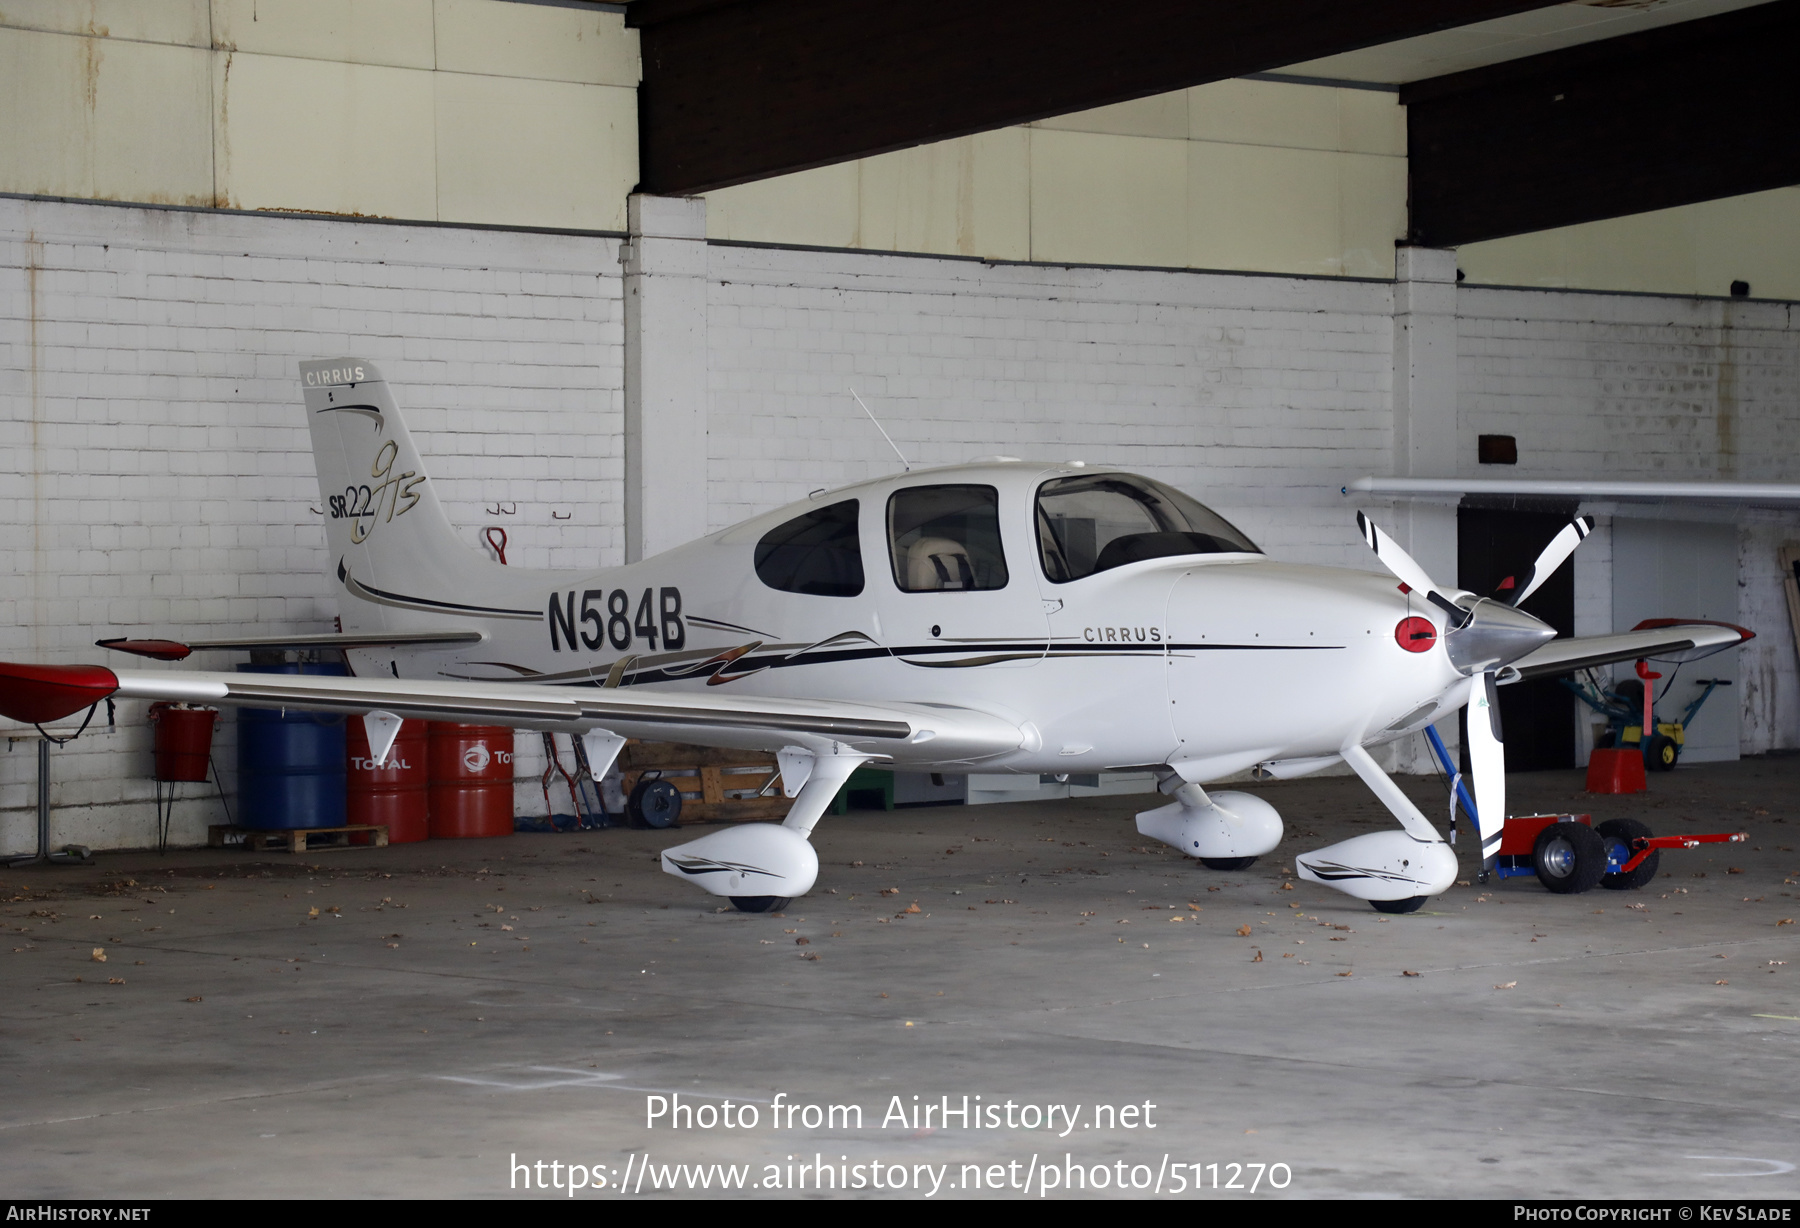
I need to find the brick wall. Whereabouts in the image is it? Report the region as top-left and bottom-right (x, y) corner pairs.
(0, 196), (623, 851)
(5, 196), (1799, 851)
(705, 244), (1397, 568)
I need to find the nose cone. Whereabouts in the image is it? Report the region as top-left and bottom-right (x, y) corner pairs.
(1444, 598), (1557, 675)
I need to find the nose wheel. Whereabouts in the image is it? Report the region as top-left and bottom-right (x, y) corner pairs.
(1370, 895), (1427, 914)
(1198, 856), (1257, 871)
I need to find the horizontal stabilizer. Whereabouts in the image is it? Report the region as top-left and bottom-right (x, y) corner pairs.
(1508, 620), (1751, 682)
(97, 630), (485, 661)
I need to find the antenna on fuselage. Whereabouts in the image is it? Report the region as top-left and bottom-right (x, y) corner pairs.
(849, 387), (910, 472)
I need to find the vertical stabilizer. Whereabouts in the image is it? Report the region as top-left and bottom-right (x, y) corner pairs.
(299, 359), (500, 633)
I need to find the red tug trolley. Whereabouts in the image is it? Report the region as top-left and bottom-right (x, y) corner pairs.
(1492, 812), (1747, 894)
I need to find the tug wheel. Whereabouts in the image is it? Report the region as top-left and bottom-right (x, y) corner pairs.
(1647, 734), (1679, 771)
(1596, 818), (1660, 890)
(1533, 821), (1608, 894)
(1199, 857), (1257, 871)
(1370, 895), (1428, 915)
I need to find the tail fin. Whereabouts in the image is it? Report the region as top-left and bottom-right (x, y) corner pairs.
(300, 359), (501, 634)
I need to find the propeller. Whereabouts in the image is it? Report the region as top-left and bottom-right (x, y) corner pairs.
(1356, 513), (1591, 872)
(1502, 516), (1593, 608)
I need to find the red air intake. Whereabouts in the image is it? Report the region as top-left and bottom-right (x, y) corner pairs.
(0, 663), (121, 724)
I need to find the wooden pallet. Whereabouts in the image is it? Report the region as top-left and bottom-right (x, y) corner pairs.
(620, 740), (791, 824)
(209, 824), (389, 852)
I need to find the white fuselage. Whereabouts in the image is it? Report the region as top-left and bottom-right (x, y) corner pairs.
(343, 462), (1464, 781)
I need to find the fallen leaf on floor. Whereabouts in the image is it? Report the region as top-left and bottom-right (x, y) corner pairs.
(1495, 982), (1517, 990)
(795, 937), (810, 945)
(903, 903), (921, 914)
(1251, 950), (1263, 962)
(1715, 979), (1730, 985)
(1402, 970), (1421, 977)
(1778, 918), (1794, 927)
(1335, 971), (1352, 978)
(90, 948), (105, 962)
(1728, 867), (1744, 875)
(1186, 903), (1201, 912)
(1235, 924), (1252, 936)
(801, 952), (820, 961)
(880, 888), (899, 896)
(307, 908), (319, 918)
(106, 977), (124, 985)
(186, 995), (202, 1003)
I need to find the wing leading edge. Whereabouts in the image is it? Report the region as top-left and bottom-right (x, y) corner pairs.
(1506, 620), (1751, 682)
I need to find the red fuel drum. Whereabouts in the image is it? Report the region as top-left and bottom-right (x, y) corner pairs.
(427, 723), (515, 838)
(149, 703), (218, 782)
(346, 717), (429, 843)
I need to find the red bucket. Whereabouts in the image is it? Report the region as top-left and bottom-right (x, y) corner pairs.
(1586, 747), (1647, 795)
(347, 717), (429, 843)
(149, 703), (218, 783)
(427, 723), (515, 839)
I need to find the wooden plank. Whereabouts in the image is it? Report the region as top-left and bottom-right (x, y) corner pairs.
(675, 797), (792, 823)
(700, 766), (725, 804)
(629, 0), (1558, 194)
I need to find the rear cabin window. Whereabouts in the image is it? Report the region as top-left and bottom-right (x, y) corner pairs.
(754, 499), (864, 597)
(887, 485), (1009, 592)
(1036, 473), (1259, 583)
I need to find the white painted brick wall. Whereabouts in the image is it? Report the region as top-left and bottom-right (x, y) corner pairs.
(1, 197), (625, 853)
(706, 246), (1397, 570)
(6, 198), (1800, 851)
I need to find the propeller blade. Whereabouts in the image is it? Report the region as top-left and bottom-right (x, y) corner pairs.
(1507, 515), (1594, 607)
(1354, 512), (1468, 626)
(1466, 672), (1506, 870)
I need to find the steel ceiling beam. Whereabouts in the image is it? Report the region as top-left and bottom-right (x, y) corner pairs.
(627, 0), (1563, 195)
(1404, 0), (1800, 248)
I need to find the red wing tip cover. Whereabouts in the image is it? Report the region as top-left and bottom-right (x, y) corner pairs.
(1629, 618), (1755, 643)
(96, 638), (193, 661)
(0, 663), (121, 724)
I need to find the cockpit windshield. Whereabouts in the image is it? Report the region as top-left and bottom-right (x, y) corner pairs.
(1036, 473), (1259, 583)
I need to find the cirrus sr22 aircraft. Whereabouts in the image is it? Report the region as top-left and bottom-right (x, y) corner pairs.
(0, 360), (1752, 913)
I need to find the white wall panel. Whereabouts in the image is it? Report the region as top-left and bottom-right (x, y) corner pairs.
(433, 73), (636, 231)
(214, 51), (438, 217)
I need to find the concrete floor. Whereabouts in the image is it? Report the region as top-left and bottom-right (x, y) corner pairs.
(3, 758), (1798, 1200)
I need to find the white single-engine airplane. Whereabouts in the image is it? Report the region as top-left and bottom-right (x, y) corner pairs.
(0, 360), (1752, 913)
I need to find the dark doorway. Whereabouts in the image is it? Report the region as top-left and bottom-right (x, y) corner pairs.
(1457, 502), (1578, 772)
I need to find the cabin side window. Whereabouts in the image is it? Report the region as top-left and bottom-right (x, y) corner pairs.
(887, 485), (1009, 592)
(754, 499), (864, 597)
(1037, 473), (1259, 583)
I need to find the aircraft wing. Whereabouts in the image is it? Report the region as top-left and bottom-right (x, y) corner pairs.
(1506, 620), (1752, 682)
(0, 662), (1024, 764)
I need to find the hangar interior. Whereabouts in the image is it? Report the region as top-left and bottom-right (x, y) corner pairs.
(6, 0), (1800, 1203)
(4, 0), (1799, 850)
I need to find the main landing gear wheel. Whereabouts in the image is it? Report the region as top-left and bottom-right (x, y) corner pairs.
(1370, 895), (1428, 915)
(1199, 857), (1257, 871)
(729, 896), (791, 914)
(627, 778), (682, 829)
(1596, 817), (1660, 890)
(1533, 821), (1608, 894)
